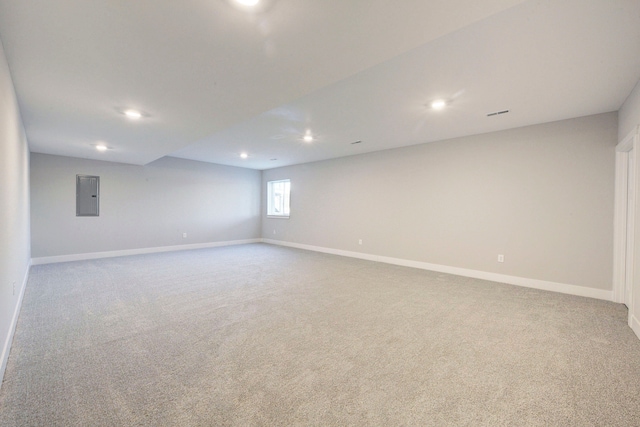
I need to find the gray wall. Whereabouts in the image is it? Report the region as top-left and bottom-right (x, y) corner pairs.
(0, 39), (30, 383)
(31, 154), (261, 257)
(263, 112), (617, 291)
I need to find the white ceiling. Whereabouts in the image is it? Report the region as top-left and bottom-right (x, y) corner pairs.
(1, 0), (639, 170)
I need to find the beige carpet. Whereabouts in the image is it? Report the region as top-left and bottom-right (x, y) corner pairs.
(1, 243), (639, 426)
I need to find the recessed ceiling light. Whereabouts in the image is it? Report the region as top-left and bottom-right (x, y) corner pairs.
(124, 109), (142, 120)
(431, 100), (447, 110)
(95, 144), (108, 151)
(303, 130), (314, 143)
(240, 152), (248, 159)
(236, 0), (259, 5)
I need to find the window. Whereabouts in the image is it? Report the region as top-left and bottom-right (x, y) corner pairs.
(267, 179), (290, 218)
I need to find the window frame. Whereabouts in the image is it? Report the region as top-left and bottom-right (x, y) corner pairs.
(267, 179), (291, 219)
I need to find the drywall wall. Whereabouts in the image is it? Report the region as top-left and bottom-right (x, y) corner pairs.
(0, 39), (30, 385)
(619, 78), (640, 141)
(31, 154), (261, 258)
(263, 112), (617, 292)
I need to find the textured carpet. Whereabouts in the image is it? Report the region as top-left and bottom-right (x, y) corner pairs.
(1, 243), (639, 426)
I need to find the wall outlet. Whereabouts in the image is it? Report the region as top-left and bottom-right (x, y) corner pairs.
(273, 229), (276, 234)
(358, 239), (362, 245)
(182, 233), (187, 238)
(12, 281), (16, 296)
(498, 254), (504, 263)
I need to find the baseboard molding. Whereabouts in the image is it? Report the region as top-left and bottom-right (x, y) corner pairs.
(262, 239), (613, 301)
(631, 314), (640, 339)
(31, 239), (262, 265)
(1, 261), (30, 391)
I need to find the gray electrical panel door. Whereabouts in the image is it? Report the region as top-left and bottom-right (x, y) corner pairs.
(76, 175), (99, 216)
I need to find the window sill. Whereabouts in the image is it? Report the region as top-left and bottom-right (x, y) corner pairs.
(267, 215), (290, 219)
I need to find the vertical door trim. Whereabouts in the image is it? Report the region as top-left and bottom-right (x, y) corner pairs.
(613, 125), (639, 330)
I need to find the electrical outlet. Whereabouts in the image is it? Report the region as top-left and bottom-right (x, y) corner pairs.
(182, 233), (187, 238)
(12, 281), (16, 296)
(498, 254), (504, 263)
(273, 229), (276, 234)
(358, 239), (362, 245)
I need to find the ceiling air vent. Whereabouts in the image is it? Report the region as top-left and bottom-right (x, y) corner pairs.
(487, 110), (510, 117)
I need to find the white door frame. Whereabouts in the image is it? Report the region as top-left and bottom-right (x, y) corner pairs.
(613, 125), (639, 328)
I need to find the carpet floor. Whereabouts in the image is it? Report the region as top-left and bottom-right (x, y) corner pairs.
(1, 243), (639, 426)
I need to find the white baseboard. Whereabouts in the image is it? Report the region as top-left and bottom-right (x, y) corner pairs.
(631, 314), (640, 339)
(0, 261), (30, 390)
(262, 239), (613, 301)
(31, 239), (262, 265)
